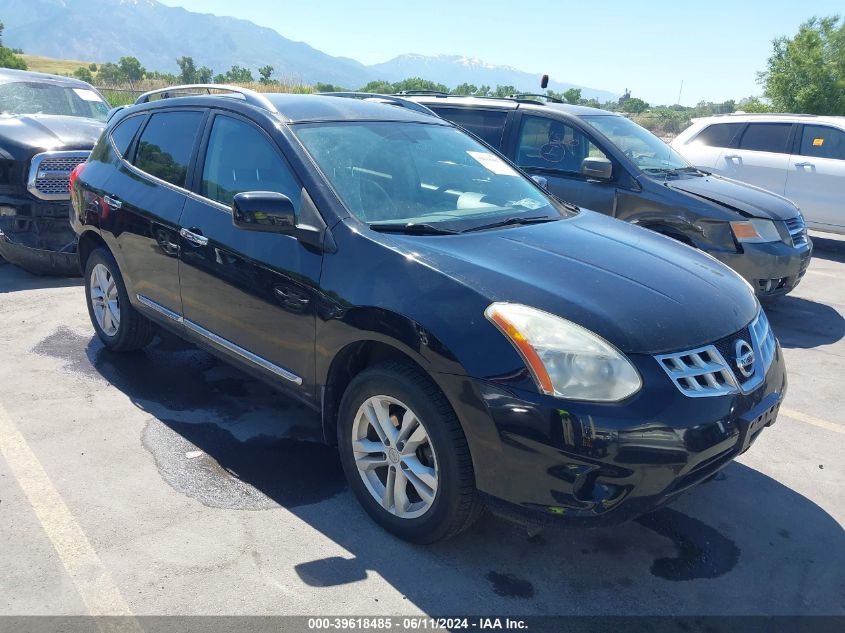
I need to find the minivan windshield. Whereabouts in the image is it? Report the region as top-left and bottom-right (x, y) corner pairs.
(295, 121), (567, 232)
(582, 115), (692, 174)
(0, 80), (109, 121)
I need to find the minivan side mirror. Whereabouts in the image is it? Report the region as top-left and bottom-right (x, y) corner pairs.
(232, 192), (296, 232)
(581, 157), (613, 180)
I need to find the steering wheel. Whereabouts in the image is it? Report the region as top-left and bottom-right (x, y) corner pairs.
(539, 143), (567, 164)
(360, 178), (398, 219)
(433, 183), (465, 195)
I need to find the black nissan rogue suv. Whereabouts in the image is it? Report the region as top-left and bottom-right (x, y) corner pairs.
(71, 86), (786, 543)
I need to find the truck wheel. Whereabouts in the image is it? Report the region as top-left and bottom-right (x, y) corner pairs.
(337, 360), (482, 543)
(84, 247), (153, 351)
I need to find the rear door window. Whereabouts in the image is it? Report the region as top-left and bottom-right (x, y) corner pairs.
(693, 123), (744, 148)
(516, 115), (607, 174)
(799, 125), (845, 160)
(431, 107), (508, 149)
(133, 111), (204, 187)
(738, 123), (792, 154)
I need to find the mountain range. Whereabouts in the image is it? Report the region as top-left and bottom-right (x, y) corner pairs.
(2, 0), (618, 100)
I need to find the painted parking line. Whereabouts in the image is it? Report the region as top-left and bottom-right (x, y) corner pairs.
(0, 400), (141, 627)
(780, 407), (844, 435)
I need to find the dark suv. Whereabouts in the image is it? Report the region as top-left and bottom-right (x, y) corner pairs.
(406, 93), (813, 301)
(0, 68), (108, 274)
(71, 86), (785, 543)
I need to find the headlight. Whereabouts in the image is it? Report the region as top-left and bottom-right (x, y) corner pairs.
(485, 302), (642, 402)
(730, 219), (781, 243)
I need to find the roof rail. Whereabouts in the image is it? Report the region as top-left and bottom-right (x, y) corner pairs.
(318, 92), (439, 117)
(134, 84), (278, 113)
(395, 89), (451, 96)
(507, 93), (564, 104)
(710, 111), (819, 118)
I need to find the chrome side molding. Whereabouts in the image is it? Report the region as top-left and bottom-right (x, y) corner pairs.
(135, 294), (302, 386)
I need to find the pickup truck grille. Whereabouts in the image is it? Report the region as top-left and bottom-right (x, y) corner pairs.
(656, 310), (776, 398)
(27, 151), (90, 201)
(784, 216), (808, 247)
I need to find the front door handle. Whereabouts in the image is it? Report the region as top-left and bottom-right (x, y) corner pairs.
(724, 154), (742, 162)
(794, 161), (813, 168)
(180, 227), (209, 247)
(103, 195), (122, 209)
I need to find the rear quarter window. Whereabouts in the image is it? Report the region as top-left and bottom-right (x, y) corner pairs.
(110, 115), (144, 158)
(692, 122), (744, 148)
(430, 107), (508, 149)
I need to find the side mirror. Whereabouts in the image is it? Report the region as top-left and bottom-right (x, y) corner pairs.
(530, 175), (548, 189)
(232, 192), (296, 232)
(581, 157), (613, 180)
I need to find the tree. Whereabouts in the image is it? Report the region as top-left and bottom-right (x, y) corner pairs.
(0, 22), (27, 70)
(258, 65), (274, 84)
(451, 83), (479, 96)
(622, 97), (650, 114)
(314, 82), (346, 92)
(491, 84), (518, 97)
(562, 88), (582, 104)
(224, 65), (254, 83)
(759, 15), (845, 115)
(73, 67), (94, 83)
(738, 96), (774, 113)
(89, 62), (98, 72)
(118, 56), (145, 89)
(97, 62), (123, 85)
(360, 80), (395, 94)
(176, 56), (197, 84)
(197, 66), (213, 83)
(392, 77), (449, 93)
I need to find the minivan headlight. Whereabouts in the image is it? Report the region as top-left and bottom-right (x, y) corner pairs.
(730, 219), (781, 243)
(485, 303), (642, 402)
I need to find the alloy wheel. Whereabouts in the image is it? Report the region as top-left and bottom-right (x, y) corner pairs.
(351, 395), (439, 519)
(89, 263), (120, 336)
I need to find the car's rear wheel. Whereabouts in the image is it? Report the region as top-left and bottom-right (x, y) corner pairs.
(84, 247), (153, 351)
(337, 360), (481, 543)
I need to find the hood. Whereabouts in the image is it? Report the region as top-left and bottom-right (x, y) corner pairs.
(663, 173), (799, 221)
(388, 210), (758, 355)
(0, 114), (104, 160)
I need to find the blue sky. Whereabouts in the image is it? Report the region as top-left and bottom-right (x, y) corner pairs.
(158, 0), (841, 105)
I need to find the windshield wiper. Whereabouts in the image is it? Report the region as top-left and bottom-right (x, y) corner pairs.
(368, 222), (459, 235)
(644, 167), (681, 177)
(462, 215), (557, 233)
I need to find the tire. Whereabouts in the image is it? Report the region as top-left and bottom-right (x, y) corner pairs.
(337, 360), (482, 543)
(84, 247), (154, 351)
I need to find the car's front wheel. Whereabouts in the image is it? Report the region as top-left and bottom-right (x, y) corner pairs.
(337, 360), (481, 543)
(84, 247), (153, 351)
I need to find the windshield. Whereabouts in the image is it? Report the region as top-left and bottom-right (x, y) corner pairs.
(294, 121), (566, 231)
(582, 115), (691, 173)
(0, 81), (109, 121)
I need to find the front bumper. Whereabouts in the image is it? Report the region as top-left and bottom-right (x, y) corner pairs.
(0, 193), (80, 276)
(710, 239), (812, 299)
(436, 339), (787, 527)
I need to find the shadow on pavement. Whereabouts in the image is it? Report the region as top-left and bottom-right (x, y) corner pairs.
(32, 328), (845, 615)
(0, 260), (82, 293)
(808, 235), (845, 264)
(765, 295), (845, 349)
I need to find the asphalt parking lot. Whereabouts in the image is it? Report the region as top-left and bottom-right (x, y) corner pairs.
(0, 233), (843, 618)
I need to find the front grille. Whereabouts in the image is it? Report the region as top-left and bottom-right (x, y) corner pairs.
(656, 310), (776, 398)
(784, 216), (808, 247)
(27, 151), (90, 201)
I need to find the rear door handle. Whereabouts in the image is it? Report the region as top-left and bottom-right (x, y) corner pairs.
(794, 161), (813, 168)
(103, 195), (122, 209)
(179, 227), (209, 247)
(724, 154), (741, 162)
